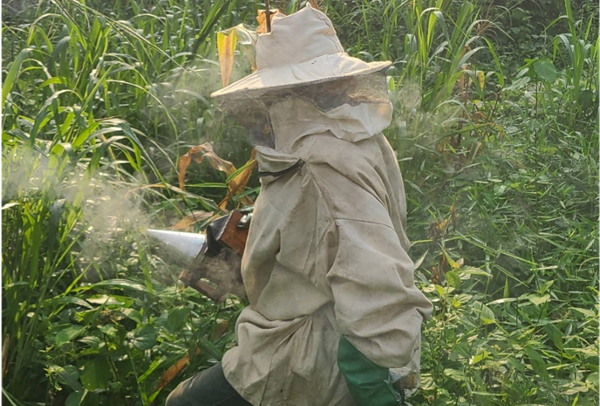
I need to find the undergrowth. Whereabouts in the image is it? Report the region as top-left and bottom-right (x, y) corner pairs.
(2, 0), (598, 405)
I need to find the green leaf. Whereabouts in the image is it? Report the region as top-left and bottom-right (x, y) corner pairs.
(569, 345), (598, 357)
(2, 202), (20, 211)
(586, 372), (599, 389)
(543, 323), (564, 350)
(42, 296), (93, 310)
(524, 347), (551, 382)
(198, 336), (223, 360)
(493, 184), (506, 196)
(98, 324), (119, 338)
(78, 336), (103, 347)
(505, 76), (530, 91)
(577, 89), (594, 110)
(470, 350), (490, 365)
(533, 60), (558, 83)
(130, 324), (158, 350)
(487, 298), (517, 305)
(434, 284), (447, 297)
(55, 325), (86, 347)
(91, 279), (150, 293)
(445, 270), (461, 289)
(524, 293), (551, 306)
(413, 250), (428, 270)
(444, 368), (467, 382)
(66, 390), (87, 406)
(538, 280), (554, 294)
(571, 307), (596, 318)
(80, 357), (111, 391)
(56, 365), (82, 391)
(121, 308), (143, 324)
(2, 47), (32, 106)
(87, 294), (126, 306)
(460, 266), (491, 277)
(167, 307), (191, 333)
(563, 384), (590, 395)
(479, 304), (496, 324)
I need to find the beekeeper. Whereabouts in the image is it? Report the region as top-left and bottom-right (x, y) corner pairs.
(166, 5), (432, 406)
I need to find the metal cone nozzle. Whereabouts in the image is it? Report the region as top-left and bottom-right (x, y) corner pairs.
(147, 229), (207, 263)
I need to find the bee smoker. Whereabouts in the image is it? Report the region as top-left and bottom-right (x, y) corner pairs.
(147, 209), (251, 302)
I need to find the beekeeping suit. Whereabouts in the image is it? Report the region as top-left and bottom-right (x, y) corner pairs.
(202, 5), (432, 406)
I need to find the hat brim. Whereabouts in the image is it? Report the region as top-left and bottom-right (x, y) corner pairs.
(210, 53), (391, 101)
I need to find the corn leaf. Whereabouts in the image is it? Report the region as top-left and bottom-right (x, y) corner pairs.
(218, 149), (257, 210)
(217, 29), (237, 88)
(2, 47), (32, 107)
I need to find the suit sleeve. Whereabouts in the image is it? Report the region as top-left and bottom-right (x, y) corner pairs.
(327, 217), (430, 406)
(327, 217), (430, 368)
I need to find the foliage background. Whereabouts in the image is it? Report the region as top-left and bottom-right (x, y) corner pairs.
(2, 0), (598, 405)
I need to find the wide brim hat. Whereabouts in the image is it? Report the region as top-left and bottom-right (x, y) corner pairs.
(210, 4), (391, 102)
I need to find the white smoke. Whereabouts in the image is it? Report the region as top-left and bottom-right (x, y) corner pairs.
(3, 145), (152, 278)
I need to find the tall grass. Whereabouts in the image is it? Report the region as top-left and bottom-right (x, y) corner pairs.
(2, 0), (598, 404)
(2, 0), (253, 403)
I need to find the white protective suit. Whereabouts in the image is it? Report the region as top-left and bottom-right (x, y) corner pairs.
(222, 96), (433, 406)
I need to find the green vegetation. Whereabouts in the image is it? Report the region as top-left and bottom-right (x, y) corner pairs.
(2, 0), (598, 405)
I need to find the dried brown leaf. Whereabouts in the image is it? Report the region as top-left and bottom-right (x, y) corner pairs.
(155, 348), (201, 392)
(213, 320), (230, 339)
(398, 371), (419, 390)
(178, 143), (237, 190)
(178, 154), (193, 190)
(171, 210), (215, 231)
(256, 9), (282, 34)
(218, 149), (257, 210)
(153, 318), (231, 395)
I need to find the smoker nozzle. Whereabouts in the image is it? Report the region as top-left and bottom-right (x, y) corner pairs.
(146, 229), (207, 263)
